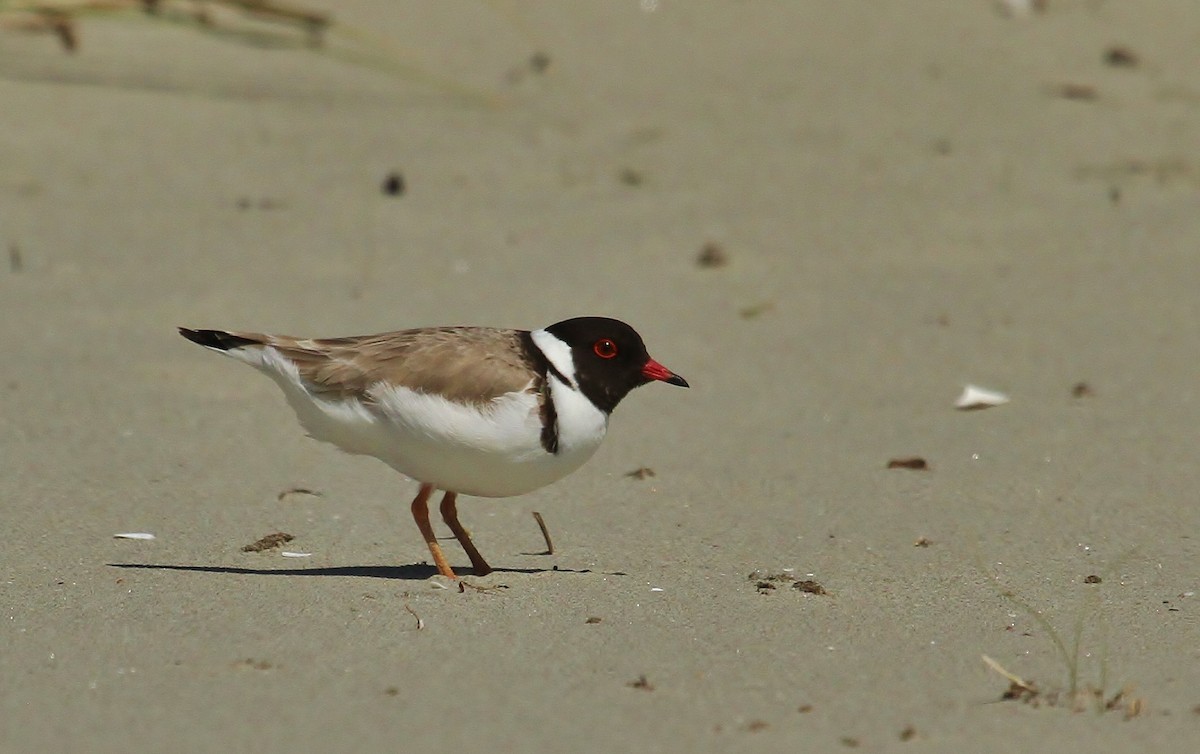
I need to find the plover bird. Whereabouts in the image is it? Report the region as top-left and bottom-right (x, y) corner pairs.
(179, 317), (688, 579)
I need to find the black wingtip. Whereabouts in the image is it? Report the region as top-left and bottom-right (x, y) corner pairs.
(178, 327), (258, 351)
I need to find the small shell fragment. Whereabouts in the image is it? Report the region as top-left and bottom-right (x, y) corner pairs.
(113, 532), (155, 540)
(279, 551), (311, 558)
(955, 385), (1009, 410)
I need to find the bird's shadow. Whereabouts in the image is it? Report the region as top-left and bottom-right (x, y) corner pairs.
(107, 562), (621, 581)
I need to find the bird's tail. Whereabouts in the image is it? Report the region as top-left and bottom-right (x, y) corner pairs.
(178, 327), (263, 351)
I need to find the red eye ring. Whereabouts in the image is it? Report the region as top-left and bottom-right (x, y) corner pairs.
(593, 338), (618, 359)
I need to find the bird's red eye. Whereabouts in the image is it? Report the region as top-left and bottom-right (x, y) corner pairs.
(593, 338), (618, 359)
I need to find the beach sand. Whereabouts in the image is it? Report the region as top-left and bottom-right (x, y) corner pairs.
(3, 1), (1199, 751)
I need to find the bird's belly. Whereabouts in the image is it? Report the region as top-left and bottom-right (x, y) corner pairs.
(284, 382), (605, 498)
(379, 428), (601, 497)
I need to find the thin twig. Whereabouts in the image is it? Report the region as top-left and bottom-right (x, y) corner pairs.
(532, 511), (554, 555)
(276, 487), (322, 502)
(403, 602), (424, 630)
(458, 580), (508, 594)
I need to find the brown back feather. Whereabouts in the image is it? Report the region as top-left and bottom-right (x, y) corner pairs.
(244, 327), (537, 406)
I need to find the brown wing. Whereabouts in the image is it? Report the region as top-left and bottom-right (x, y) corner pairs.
(257, 327), (537, 406)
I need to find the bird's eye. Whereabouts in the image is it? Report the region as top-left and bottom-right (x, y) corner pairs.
(593, 338), (618, 359)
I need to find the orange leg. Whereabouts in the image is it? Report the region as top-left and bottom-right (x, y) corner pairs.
(439, 491), (493, 576)
(410, 483), (457, 579)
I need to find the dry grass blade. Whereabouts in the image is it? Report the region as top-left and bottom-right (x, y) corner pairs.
(982, 654), (1027, 687)
(0, 0), (504, 106)
(982, 654), (1039, 701)
(220, 0), (327, 29)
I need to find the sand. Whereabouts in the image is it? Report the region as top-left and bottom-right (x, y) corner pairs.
(3, 1), (1199, 751)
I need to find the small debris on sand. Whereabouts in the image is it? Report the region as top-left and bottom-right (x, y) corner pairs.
(1103, 46), (1139, 68)
(696, 242), (729, 268)
(241, 532), (294, 553)
(277, 487), (322, 502)
(887, 457), (929, 470)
